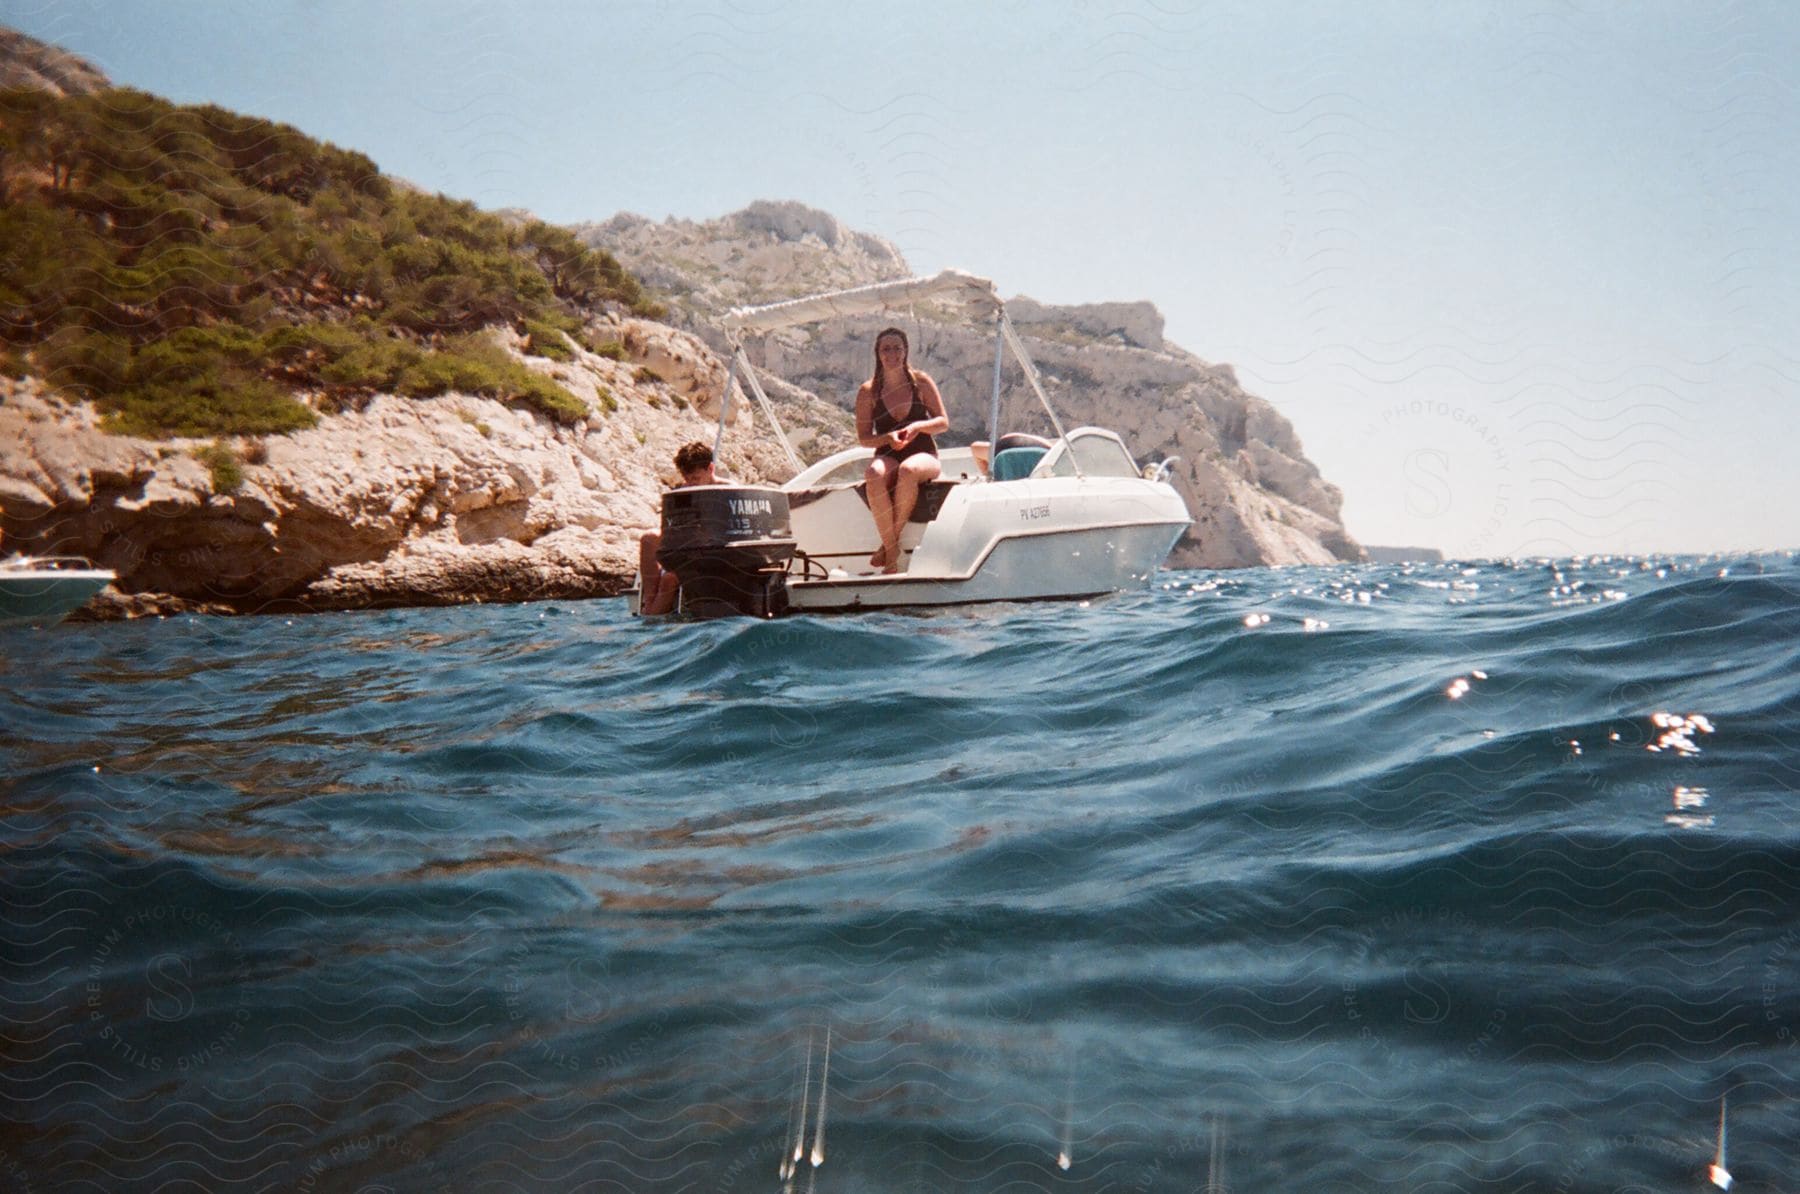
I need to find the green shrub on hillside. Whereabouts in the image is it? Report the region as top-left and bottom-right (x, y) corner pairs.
(37, 326), (130, 397)
(271, 324), (589, 423)
(522, 318), (574, 361)
(108, 369), (315, 439)
(0, 84), (655, 436)
(515, 373), (589, 424)
(86, 325), (317, 437)
(424, 335), (588, 423)
(194, 440), (245, 494)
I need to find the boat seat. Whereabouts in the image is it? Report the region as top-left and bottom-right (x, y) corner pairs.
(854, 478), (956, 522)
(991, 446), (1047, 481)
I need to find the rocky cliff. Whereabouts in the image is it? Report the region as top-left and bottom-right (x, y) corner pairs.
(0, 318), (793, 616)
(591, 201), (910, 323)
(581, 201), (1363, 569)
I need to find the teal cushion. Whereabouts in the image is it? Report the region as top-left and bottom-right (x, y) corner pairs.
(992, 446), (1047, 481)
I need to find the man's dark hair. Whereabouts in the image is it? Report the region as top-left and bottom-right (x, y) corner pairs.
(674, 441), (714, 476)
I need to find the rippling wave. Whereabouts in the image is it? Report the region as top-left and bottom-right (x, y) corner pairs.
(3, 553), (1797, 1191)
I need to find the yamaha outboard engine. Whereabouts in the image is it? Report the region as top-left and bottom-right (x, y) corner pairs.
(656, 484), (795, 618)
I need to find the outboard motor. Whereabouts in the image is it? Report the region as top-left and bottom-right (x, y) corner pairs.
(656, 484), (795, 618)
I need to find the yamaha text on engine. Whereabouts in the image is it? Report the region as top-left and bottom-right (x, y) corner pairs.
(656, 485), (795, 618)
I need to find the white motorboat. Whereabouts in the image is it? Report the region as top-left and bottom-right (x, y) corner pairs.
(0, 555), (115, 627)
(630, 270), (1191, 617)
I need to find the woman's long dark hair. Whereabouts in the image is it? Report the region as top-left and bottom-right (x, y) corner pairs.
(869, 327), (917, 406)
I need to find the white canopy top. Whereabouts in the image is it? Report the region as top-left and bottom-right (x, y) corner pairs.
(721, 268), (1002, 334)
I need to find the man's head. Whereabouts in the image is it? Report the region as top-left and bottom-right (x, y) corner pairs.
(674, 440), (715, 484)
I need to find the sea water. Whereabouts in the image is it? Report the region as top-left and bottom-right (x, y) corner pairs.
(3, 553), (1797, 1192)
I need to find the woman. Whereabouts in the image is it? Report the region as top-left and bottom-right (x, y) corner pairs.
(856, 327), (949, 573)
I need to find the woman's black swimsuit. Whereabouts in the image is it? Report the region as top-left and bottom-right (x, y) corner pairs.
(872, 375), (937, 464)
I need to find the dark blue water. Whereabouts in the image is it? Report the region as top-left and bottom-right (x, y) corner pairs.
(4, 554), (1797, 1193)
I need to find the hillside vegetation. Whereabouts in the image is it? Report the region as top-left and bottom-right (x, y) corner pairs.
(0, 86), (660, 435)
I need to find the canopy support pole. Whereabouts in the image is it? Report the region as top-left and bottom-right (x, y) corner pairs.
(986, 309), (1005, 463)
(712, 349), (739, 462)
(730, 343), (805, 476)
(999, 311), (1084, 479)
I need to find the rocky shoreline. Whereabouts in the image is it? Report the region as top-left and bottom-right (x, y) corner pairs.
(2, 316), (794, 621)
(6, 273), (1364, 621)
(5, 274), (1364, 621)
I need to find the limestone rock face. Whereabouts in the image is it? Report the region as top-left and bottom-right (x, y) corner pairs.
(0, 320), (791, 615)
(1007, 296), (1164, 351)
(0, 28), (110, 96)
(586, 203), (1362, 569)
(576, 200), (910, 325)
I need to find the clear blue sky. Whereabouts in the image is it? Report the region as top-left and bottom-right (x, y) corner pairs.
(8, 0), (1797, 556)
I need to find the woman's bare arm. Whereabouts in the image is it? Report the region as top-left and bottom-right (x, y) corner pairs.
(855, 383), (889, 448)
(901, 372), (950, 440)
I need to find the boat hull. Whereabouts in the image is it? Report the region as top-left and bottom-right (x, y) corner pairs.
(0, 567), (114, 627)
(783, 456), (1190, 611)
(787, 519), (1185, 610)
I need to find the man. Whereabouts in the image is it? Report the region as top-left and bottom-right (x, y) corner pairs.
(637, 440), (718, 615)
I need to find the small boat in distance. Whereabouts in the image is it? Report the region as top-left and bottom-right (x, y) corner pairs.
(0, 555), (115, 627)
(629, 270), (1192, 617)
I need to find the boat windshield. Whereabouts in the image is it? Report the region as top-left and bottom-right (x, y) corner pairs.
(812, 456), (871, 486)
(1046, 431), (1139, 478)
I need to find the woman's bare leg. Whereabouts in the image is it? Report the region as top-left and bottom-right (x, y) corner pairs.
(887, 456), (941, 573)
(865, 457), (898, 570)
